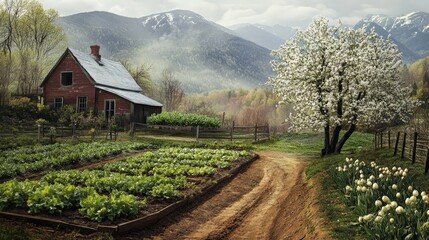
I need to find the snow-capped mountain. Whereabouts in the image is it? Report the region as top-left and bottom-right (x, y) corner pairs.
(58, 10), (272, 93)
(357, 11), (429, 61)
(229, 24), (295, 50)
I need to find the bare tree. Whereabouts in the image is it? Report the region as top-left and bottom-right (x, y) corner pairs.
(121, 60), (154, 96)
(159, 69), (184, 112)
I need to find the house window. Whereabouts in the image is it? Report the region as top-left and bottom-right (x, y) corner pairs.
(54, 97), (63, 108)
(105, 100), (115, 120)
(61, 72), (73, 86)
(77, 96), (87, 113)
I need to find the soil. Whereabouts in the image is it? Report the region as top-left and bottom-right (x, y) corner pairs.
(0, 151), (330, 240)
(120, 151), (330, 240)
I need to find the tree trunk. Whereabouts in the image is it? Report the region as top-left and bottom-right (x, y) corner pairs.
(330, 124), (342, 153)
(335, 124), (356, 153)
(322, 125), (330, 156)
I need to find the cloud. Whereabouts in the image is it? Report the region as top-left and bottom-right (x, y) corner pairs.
(38, 0), (429, 27)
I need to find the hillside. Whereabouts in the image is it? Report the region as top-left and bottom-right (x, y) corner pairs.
(58, 10), (273, 93)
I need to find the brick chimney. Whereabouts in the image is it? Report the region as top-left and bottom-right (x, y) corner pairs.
(90, 45), (101, 61)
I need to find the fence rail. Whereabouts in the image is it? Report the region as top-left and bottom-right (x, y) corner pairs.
(131, 122), (270, 142)
(375, 129), (429, 174)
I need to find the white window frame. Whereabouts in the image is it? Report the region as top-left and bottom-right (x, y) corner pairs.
(54, 97), (64, 108)
(104, 99), (116, 120)
(60, 71), (73, 87)
(76, 96), (88, 113)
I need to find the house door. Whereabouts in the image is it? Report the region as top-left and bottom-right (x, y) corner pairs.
(105, 100), (115, 120)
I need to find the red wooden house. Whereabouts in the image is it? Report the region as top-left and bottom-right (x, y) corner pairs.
(40, 45), (162, 123)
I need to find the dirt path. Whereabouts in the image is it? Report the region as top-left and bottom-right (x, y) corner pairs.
(123, 151), (329, 240)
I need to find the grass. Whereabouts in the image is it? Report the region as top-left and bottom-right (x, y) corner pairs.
(254, 131), (373, 156)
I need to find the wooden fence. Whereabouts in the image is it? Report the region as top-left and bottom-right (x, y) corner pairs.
(0, 124), (120, 142)
(374, 129), (429, 174)
(131, 122), (270, 142)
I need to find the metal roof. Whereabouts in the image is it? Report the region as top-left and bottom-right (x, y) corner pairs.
(96, 85), (163, 107)
(69, 48), (142, 91)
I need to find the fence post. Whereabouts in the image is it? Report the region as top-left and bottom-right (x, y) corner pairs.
(394, 132), (400, 156)
(267, 124), (270, 140)
(196, 125), (200, 141)
(401, 132), (407, 160)
(388, 131), (391, 148)
(37, 124), (41, 142)
(380, 131), (383, 148)
(230, 121), (235, 141)
(254, 123), (258, 142)
(221, 112), (225, 128)
(412, 132), (418, 164)
(129, 122), (135, 138)
(425, 148), (429, 175)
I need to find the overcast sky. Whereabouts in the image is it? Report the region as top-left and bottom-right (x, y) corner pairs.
(38, 0), (429, 27)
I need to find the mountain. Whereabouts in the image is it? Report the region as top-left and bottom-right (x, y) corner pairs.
(58, 10), (272, 93)
(354, 21), (421, 63)
(358, 11), (429, 61)
(229, 24), (295, 50)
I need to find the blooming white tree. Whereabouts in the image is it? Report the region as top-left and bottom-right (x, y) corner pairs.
(268, 17), (416, 155)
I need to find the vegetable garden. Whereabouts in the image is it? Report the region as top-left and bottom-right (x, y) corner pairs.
(0, 142), (150, 179)
(0, 142), (254, 229)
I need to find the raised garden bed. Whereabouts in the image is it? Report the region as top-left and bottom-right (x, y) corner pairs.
(0, 147), (258, 235)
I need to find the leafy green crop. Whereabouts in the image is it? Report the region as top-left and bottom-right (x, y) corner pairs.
(147, 112), (221, 128)
(0, 142), (151, 178)
(0, 147), (250, 222)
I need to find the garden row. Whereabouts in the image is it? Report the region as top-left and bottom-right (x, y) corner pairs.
(0, 147), (250, 222)
(333, 157), (429, 239)
(0, 142), (151, 179)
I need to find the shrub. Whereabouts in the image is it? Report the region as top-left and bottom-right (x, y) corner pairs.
(147, 112), (220, 128)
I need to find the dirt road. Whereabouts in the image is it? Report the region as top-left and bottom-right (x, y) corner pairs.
(123, 151), (329, 240)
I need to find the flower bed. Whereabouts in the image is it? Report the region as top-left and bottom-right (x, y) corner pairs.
(333, 157), (429, 239)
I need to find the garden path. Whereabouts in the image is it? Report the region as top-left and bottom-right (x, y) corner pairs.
(124, 151), (329, 240)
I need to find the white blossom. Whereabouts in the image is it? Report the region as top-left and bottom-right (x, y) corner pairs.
(268, 17), (416, 151)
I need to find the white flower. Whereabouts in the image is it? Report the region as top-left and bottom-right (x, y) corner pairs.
(421, 191), (427, 196)
(390, 201), (398, 208)
(396, 192), (401, 198)
(427, 210), (429, 216)
(382, 196), (391, 204)
(367, 181), (372, 187)
(390, 218), (394, 224)
(372, 183), (379, 190)
(363, 214), (374, 222)
(410, 196), (417, 203)
(423, 195), (429, 203)
(358, 216), (363, 223)
(379, 173), (384, 179)
(405, 198), (411, 205)
(413, 190), (419, 197)
(375, 200), (382, 208)
(375, 216), (383, 223)
(396, 206), (405, 214)
(408, 186), (413, 191)
(345, 185), (353, 192)
(392, 184), (397, 190)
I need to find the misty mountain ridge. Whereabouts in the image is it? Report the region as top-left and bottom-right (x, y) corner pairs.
(58, 10), (273, 94)
(228, 23), (295, 50)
